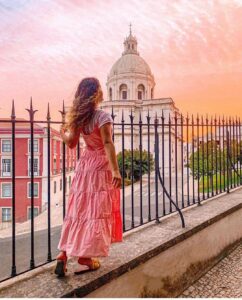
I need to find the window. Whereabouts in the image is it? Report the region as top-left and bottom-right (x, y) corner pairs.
(2, 183), (12, 198)
(2, 158), (11, 176)
(28, 158), (39, 176)
(28, 207), (39, 220)
(119, 84), (128, 100)
(28, 139), (39, 153)
(151, 88), (154, 99)
(60, 157), (63, 172)
(54, 181), (56, 194)
(122, 91), (127, 100)
(2, 208), (11, 222)
(2, 140), (11, 152)
(60, 179), (62, 191)
(109, 88), (112, 101)
(53, 158), (57, 174)
(28, 182), (39, 198)
(137, 84), (145, 100)
(69, 176), (71, 188)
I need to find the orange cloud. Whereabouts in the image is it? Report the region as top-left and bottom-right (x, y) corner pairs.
(0, 0), (241, 120)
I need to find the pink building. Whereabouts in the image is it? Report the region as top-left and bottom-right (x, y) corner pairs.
(0, 118), (79, 227)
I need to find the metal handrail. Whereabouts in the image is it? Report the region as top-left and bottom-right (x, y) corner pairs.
(158, 169), (185, 228)
(154, 117), (185, 228)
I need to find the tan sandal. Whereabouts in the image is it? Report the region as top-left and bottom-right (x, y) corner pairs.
(74, 258), (101, 275)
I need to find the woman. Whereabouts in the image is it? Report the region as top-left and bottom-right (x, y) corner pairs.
(54, 77), (123, 277)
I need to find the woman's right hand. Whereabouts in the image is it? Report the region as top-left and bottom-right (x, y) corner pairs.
(112, 170), (122, 189)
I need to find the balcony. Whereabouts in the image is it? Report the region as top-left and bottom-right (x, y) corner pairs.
(52, 169), (58, 175)
(0, 101), (242, 296)
(0, 169), (12, 177)
(0, 187), (242, 297)
(27, 169), (41, 176)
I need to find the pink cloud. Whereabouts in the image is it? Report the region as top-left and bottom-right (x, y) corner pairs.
(0, 0), (241, 120)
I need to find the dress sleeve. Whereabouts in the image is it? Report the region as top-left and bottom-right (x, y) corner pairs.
(97, 110), (113, 128)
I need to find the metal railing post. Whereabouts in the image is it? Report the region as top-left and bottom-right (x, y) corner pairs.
(154, 113), (160, 223)
(46, 103), (52, 262)
(26, 98), (38, 269)
(11, 100), (16, 277)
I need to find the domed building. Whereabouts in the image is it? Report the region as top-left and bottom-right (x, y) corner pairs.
(106, 28), (155, 101)
(100, 26), (183, 174)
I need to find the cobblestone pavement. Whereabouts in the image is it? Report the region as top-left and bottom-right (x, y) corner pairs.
(180, 243), (242, 298)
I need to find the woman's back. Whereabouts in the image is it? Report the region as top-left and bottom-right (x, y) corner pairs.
(80, 109), (113, 151)
(56, 77), (122, 270)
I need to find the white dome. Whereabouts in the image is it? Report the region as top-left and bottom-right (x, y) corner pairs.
(106, 28), (155, 101)
(108, 54), (152, 78)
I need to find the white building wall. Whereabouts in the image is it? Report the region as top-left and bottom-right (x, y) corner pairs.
(101, 99), (182, 176)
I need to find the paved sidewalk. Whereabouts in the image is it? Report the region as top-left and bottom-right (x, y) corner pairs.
(180, 242), (242, 298)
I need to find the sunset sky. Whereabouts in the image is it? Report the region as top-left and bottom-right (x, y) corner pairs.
(0, 0), (242, 121)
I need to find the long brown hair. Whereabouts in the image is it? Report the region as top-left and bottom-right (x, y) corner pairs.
(64, 77), (103, 131)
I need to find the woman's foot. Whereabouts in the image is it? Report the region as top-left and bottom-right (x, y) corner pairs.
(54, 251), (68, 277)
(74, 257), (101, 275)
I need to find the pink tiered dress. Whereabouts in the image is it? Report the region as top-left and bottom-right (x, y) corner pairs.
(57, 109), (123, 258)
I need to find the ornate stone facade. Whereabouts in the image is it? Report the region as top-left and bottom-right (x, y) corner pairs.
(101, 27), (184, 174)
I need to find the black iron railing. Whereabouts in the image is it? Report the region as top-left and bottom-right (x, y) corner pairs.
(0, 100), (241, 283)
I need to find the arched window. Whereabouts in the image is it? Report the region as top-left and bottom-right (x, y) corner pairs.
(137, 84), (145, 100)
(119, 84), (128, 100)
(109, 87), (112, 101)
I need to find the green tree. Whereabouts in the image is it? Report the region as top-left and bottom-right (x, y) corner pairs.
(238, 150), (242, 164)
(189, 140), (238, 185)
(117, 149), (154, 184)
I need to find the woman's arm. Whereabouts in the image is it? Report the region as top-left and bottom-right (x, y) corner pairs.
(60, 125), (81, 149)
(100, 122), (121, 188)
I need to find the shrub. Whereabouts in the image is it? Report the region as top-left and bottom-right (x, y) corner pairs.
(117, 149), (154, 186)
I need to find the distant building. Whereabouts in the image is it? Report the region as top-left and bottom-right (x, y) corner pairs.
(0, 119), (77, 228)
(100, 27), (182, 173)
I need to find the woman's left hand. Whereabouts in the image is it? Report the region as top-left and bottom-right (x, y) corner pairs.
(60, 124), (67, 135)
(112, 170), (122, 189)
